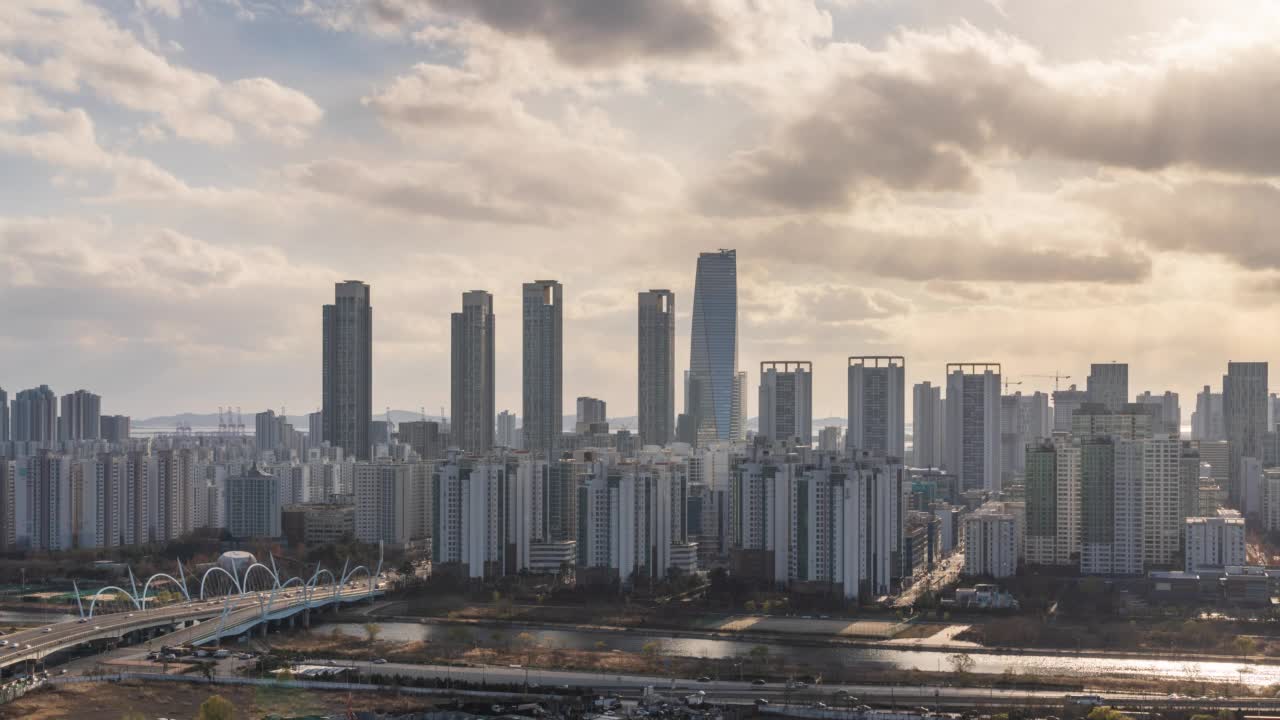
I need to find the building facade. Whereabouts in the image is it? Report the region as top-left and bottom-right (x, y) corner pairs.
(322, 280), (373, 460)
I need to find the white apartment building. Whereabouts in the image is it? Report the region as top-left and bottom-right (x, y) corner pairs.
(1184, 514), (1246, 573)
(963, 506), (1018, 578)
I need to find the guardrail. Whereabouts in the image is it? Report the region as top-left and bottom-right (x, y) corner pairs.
(43, 671), (559, 701)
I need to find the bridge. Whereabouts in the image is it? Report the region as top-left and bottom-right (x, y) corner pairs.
(0, 548), (385, 672)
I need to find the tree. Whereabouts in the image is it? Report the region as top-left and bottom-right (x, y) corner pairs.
(1086, 707), (1133, 720)
(364, 623), (382, 643)
(121, 714), (147, 720)
(744, 600), (757, 613)
(1234, 636), (1257, 657)
(948, 653), (975, 675)
(197, 694), (235, 720)
(748, 645), (770, 667)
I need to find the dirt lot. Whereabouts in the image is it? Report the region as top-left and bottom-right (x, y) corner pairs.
(0, 678), (444, 720)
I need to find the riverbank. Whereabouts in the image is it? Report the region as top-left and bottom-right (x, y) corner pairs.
(269, 622), (1273, 698)
(354, 610), (1280, 671)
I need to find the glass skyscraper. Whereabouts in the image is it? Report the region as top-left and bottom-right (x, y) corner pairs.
(687, 249), (741, 444)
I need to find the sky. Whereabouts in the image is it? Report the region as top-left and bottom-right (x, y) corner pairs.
(3, 0), (1280, 421)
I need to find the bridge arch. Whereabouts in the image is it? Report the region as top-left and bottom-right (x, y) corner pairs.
(199, 566), (243, 600)
(240, 563), (279, 594)
(87, 585), (141, 618)
(139, 572), (191, 609)
(305, 568), (337, 603)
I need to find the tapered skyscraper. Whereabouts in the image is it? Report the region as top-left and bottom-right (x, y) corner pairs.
(687, 249), (741, 444)
(451, 290), (495, 454)
(523, 280), (563, 459)
(638, 289), (676, 447)
(322, 280), (373, 460)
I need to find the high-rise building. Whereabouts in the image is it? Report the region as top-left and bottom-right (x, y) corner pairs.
(354, 462), (422, 546)
(393, 420), (443, 460)
(255, 410), (281, 453)
(1135, 391), (1181, 437)
(575, 397), (607, 434)
(638, 289), (676, 447)
(59, 390), (101, 442)
(1139, 438), (1183, 569)
(523, 280), (563, 459)
(451, 290), (495, 454)
(1224, 362), (1268, 508)
(1052, 385), (1088, 433)
(963, 507), (1018, 578)
(1184, 515), (1246, 573)
(758, 361), (812, 445)
(322, 280), (373, 460)
(0, 387), (8, 443)
(944, 364), (1002, 492)
(1000, 391), (1051, 485)
(1192, 386), (1225, 441)
(1080, 438), (1144, 576)
(225, 464), (281, 539)
(1024, 439), (1057, 567)
(11, 385), (57, 447)
(687, 249), (740, 444)
(848, 356), (905, 459)
(1086, 363), (1129, 413)
(912, 381), (943, 468)
(306, 411), (323, 448)
(99, 415), (130, 444)
(818, 426), (843, 454)
(496, 411), (517, 448)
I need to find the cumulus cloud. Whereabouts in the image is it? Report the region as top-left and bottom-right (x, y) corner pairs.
(702, 26), (1280, 213)
(0, 0), (322, 145)
(421, 0), (732, 67)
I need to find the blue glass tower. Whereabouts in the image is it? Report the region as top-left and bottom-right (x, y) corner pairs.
(686, 249), (741, 444)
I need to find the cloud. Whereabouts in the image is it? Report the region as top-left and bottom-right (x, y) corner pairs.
(701, 25), (1280, 213)
(1072, 174), (1280, 271)
(347, 62), (684, 223)
(421, 0), (731, 67)
(0, 0), (322, 146)
(741, 220), (1151, 284)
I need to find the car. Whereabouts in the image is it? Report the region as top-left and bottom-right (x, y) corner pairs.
(93, 626), (100, 631)
(24, 644), (31, 650)
(77, 618), (87, 624)
(41, 628), (51, 634)
(127, 614), (134, 618)
(813, 702), (828, 709)
(755, 699), (770, 706)
(751, 678), (767, 686)
(373, 658), (387, 664)
(1, 640), (9, 647)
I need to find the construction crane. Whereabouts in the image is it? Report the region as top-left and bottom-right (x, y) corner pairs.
(1024, 372), (1073, 392)
(1002, 379), (1023, 393)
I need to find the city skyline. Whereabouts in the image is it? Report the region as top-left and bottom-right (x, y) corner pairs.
(7, 2), (1280, 420)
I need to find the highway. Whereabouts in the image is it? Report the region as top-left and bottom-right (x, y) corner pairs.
(0, 582), (383, 671)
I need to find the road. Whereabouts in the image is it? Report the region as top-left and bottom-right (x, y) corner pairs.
(0, 582), (382, 670)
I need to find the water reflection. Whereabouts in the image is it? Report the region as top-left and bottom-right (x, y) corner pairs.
(328, 622), (1280, 688)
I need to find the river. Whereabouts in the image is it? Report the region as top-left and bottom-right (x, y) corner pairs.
(321, 622), (1280, 688)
